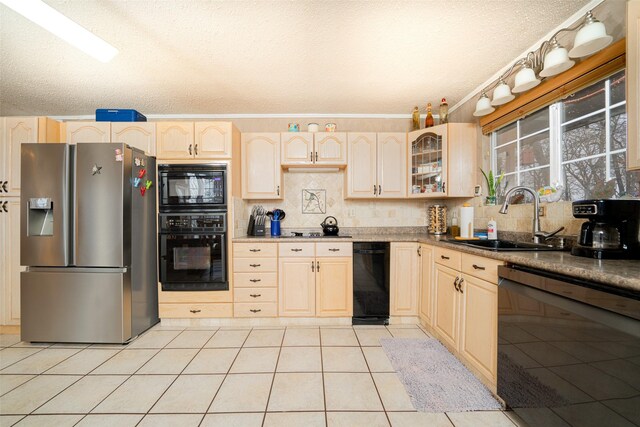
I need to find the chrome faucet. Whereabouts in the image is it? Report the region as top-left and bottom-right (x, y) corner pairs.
(499, 186), (565, 244)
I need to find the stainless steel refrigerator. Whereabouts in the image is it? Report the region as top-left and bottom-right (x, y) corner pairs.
(20, 143), (159, 343)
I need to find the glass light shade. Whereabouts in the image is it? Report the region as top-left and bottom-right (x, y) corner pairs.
(512, 67), (541, 93)
(540, 45), (574, 77)
(473, 94), (495, 117)
(491, 81), (515, 106)
(569, 20), (613, 58)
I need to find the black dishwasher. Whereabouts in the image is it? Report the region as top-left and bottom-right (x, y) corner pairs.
(352, 242), (390, 325)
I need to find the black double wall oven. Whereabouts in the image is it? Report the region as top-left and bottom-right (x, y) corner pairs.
(158, 164), (228, 291)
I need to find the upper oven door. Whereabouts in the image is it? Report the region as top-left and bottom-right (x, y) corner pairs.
(159, 165), (226, 211)
(159, 233), (227, 291)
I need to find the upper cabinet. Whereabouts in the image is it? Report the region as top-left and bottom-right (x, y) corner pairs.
(1, 117), (61, 196)
(65, 121), (111, 144)
(628, 1), (640, 170)
(195, 122), (233, 158)
(346, 132), (406, 198)
(156, 121), (235, 160)
(241, 132), (282, 199)
(156, 122), (194, 159)
(408, 123), (476, 198)
(281, 132), (347, 166)
(111, 122), (156, 156)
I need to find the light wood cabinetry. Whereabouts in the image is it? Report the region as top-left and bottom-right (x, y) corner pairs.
(408, 123), (476, 197)
(233, 242), (278, 318)
(278, 241), (353, 317)
(241, 133), (282, 199)
(195, 122), (233, 159)
(65, 121), (111, 144)
(281, 132), (347, 166)
(111, 122), (156, 155)
(431, 250), (501, 386)
(346, 132), (406, 198)
(156, 122), (194, 159)
(1, 199), (23, 325)
(390, 242), (420, 316)
(418, 244), (434, 325)
(628, 1), (640, 170)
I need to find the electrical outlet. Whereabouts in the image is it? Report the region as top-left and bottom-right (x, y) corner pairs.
(538, 206), (546, 217)
(348, 208), (355, 218)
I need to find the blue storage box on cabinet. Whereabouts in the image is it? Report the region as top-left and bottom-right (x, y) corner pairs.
(96, 109), (147, 122)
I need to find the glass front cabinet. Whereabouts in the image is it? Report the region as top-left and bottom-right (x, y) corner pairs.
(408, 123), (476, 198)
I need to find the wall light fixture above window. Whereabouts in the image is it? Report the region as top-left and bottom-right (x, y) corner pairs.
(0, 0), (119, 63)
(473, 10), (612, 117)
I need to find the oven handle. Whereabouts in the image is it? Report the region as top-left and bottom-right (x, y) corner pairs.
(500, 278), (640, 339)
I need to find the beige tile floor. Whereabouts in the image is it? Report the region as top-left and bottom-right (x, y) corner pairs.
(0, 324), (523, 427)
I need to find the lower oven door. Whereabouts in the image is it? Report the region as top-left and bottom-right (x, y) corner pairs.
(159, 233), (227, 291)
(498, 269), (640, 427)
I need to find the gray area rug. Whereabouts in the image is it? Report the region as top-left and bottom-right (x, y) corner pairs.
(380, 338), (502, 412)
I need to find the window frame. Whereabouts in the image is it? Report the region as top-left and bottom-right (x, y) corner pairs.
(490, 70), (627, 200)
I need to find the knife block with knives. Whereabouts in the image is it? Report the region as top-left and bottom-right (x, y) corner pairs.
(247, 205), (266, 236)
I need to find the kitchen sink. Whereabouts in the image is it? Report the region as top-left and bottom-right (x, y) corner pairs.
(449, 239), (565, 251)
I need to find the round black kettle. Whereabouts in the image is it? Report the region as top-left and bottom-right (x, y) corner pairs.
(321, 216), (339, 236)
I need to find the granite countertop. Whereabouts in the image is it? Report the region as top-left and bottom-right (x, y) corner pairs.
(233, 233), (640, 293)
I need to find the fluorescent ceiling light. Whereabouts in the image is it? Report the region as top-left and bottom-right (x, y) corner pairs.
(0, 0), (118, 62)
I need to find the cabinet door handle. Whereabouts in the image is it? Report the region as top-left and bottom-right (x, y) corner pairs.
(1, 181), (7, 193)
(277, 185), (280, 196)
(315, 151), (318, 162)
(250, 294), (261, 298)
(190, 309), (201, 314)
(417, 247), (422, 256)
(249, 249), (261, 252)
(249, 278), (261, 283)
(188, 144), (193, 155)
(1, 201), (7, 213)
(443, 182), (446, 193)
(316, 261), (320, 271)
(310, 151), (313, 161)
(250, 309), (262, 313)
(328, 248), (340, 252)
(373, 185), (377, 195)
(291, 248), (303, 252)
(453, 277), (460, 291)
(378, 185), (382, 195)
(249, 263), (261, 268)
(194, 143), (198, 155)
(441, 255), (450, 260)
(458, 278), (464, 293)
(472, 264), (485, 270)
(311, 261), (315, 272)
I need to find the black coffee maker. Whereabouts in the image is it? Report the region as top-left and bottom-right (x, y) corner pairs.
(571, 199), (640, 259)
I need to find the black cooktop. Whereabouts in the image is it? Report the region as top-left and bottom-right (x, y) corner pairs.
(280, 232), (352, 238)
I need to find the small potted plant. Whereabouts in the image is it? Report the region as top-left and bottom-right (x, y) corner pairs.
(480, 168), (504, 206)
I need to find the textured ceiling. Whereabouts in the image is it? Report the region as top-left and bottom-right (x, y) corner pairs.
(0, 0), (590, 116)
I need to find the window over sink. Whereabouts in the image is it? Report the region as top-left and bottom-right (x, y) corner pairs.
(491, 70), (640, 202)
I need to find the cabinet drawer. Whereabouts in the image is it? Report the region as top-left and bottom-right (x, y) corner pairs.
(234, 288), (277, 303)
(434, 247), (462, 270)
(461, 253), (502, 284)
(233, 242), (277, 258)
(234, 302), (278, 318)
(159, 303), (233, 318)
(316, 242), (353, 257)
(234, 257), (277, 272)
(279, 242), (315, 257)
(234, 272), (278, 288)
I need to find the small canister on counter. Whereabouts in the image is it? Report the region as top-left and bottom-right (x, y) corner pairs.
(428, 205), (447, 235)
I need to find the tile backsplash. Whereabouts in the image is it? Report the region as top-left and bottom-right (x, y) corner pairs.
(233, 171), (437, 236)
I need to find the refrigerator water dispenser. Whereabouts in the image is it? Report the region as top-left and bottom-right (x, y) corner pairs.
(28, 198), (54, 236)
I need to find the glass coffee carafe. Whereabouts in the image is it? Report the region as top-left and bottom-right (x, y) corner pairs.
(591, 222), (621, 249)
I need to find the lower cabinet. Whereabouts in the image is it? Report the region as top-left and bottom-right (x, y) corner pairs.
(418, 244), (434, 325)
(278, 242), (353, 317)
(233, 242), (278, 317)
(431, 248), (501, 387)
(390, 242), (420, 316)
